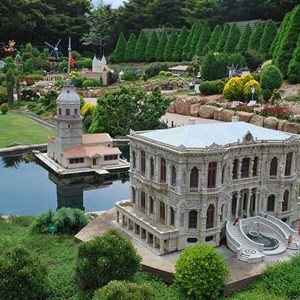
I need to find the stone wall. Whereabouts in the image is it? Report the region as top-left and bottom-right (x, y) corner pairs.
(167, 101), (300, 134)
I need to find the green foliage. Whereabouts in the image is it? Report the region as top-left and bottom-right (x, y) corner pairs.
(163, 29), (178, 62)
(245, 49), (266, 71)
(145, 31), (159, 62)
(89, 86), (171, 136)
(260, 65), (283, 91)
(236, 23), (252, 53)
(155, 31), (168, 62)
(76, 58), (93, 69)
(201, 52), (225, 81)
(188, 22), (202, 60)
(0, 89), (8, 104)
(145, 63), (169, 78)
(58, 60), (68, 72)
(182, 23), (197, 61)
(173, 26), (189, 61)
(54, 79), (64, 86)
(215, 25), (229, 53)
(200, 80), (224, 95)
(228, 52), (247, 67)
(208, 24), (222, 52)
(196, 21), (211, 57)
(93, 280), (155, 300)
(134, 30), (148, 62)
(223, 76), (244, 100)
(248, 23), (264, 51)
(260, 19), (277, 55)
(122, 70), (138, 81)
(124, 33), (138, 62)
(0, 103), (9, 114)
(5, 68), (16, 104)
(175, 244), (229, 300)
(243, 79), (261, 101)
(76, 229), (141, 290)
(165, 71), (172, 76)
(263, 89), (273, 101)
(287, 34), (300, 83)
(82, 79), (101, 87)
(114, 32), (127, 63)
(0, 244), (49, 300)
(225, 24), (240, 53)
(261, 60), (272, 70)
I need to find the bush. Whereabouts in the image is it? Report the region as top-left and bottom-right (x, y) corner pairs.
(263, 89), (272, 101)
(145, 63), (168, 78)
(243, 79), (261, 101)
(83, 115), (93, 129)
(72, 76), (85, 87)
(0, 103), (8, 114)
(81, 102), (95, 117)
(174, 244), (229, 300)
(76, 228), (141, 290)
(223, 77), (243, 101)
(58, 60), (68, 72)
(159, 71), (166, 75)
(54, 79), (64, 86)
(21, 89), (39, 102)
(200, 80), (224, 95)
(0, 244), (49, 300)
(0, 89), (8, 104)
(165, 71), (172, 77)
(122, 70), (137, 81)
(82, 79), (100, 87)
(260, 64), (283, 91)
(93, 280), (155, 300)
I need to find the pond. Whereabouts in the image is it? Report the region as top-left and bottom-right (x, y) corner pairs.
(0, 154), (130, 216)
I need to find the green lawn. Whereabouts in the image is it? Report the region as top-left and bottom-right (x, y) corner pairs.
(0, 113), (54, 148)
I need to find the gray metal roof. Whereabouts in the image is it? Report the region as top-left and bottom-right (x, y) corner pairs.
(136, 122), (294, 148)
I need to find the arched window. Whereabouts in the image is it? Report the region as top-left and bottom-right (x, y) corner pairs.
(282, 190), (289, 212)
(232, 159), (238, 179)
(141, 191), (145, 213)
(150, 157), (154, 178)
(160, 201), (165, 224)
(206, 204), (215, 229)
(171, 165), (176, 186)
(270, 157), (278, 177)
(188, 210), (197, 229)
(140, 150), (145, 176)
(285, 152), (293, 176)
(207, 162), (217, 188)
(267, 195), (275, 211)
(231, 194), (237, 215)
(241, 158), (250, 178)
(132, 187), (136, 204)
(190, 167), (199, 189)
(132, 151), (136, 169)
(170, 207), (175, 226)
(221, 166), (225, 184)
(149, 196), (154, 214)
(252, 157), (258, 176)
(160, 157), (166, 183)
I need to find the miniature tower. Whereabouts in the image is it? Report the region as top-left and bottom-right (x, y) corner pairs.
(53, 79), (83, 164)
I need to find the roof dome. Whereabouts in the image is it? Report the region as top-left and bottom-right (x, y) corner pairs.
(56, 79), (80, 104)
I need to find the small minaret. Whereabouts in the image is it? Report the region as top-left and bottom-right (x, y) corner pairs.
(53, 79), (83, 164)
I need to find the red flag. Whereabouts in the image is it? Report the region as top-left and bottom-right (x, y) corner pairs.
(69, 53), (74, 68)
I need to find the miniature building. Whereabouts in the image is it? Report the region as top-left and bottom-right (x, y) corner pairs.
(116, 122), (300, 254)
(167, 65), (189, 75)
(47, 80), (121, 169)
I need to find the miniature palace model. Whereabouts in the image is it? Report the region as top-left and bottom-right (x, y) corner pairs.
(116, 121), (300, 259)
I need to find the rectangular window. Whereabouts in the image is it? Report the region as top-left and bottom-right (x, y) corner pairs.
(285, 152), (293, 176)
(207, 162), (217, 188)
(232, 159), (238, 179)
(58, 108), (62, 115)
(74, 108), (78, 115)
(241, 158), (250, 178)
(160, 201), (165, 224)
(149, 197), (154, 214)
(141, 150), (146, 176)
(150, 158), (154, 178)
(160, 157), (166, 183)
(66, 108), (70, 115)
(170, 208), (175, 226)
(141, 191), (145, 213)
(252, 157), (258, 176)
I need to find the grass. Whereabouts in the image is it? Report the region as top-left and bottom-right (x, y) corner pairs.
(0, 113), (54, 148)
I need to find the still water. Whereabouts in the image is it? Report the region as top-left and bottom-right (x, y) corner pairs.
(0, 154), (130, 216)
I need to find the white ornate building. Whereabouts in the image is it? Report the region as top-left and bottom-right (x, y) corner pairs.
(116, 122), (300, 254)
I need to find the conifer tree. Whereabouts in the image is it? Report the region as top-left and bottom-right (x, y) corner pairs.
(145, 31), (159, 62)
(236, 23), (252, 53)
(188, 22), (203, 60)
(163, 29), (178, 62)
(134, 30), (148, 62)
(208, 25), (222, 52)
(215, 26), (229, 53)
(155, 31), (168, 62)
(276, 5), (300, 78)
(113, 32), (127, 63)
(196, 21), (211, 57)
(259, 19), (277, 55)
(182, 23), (197, 61)
(173, 26), (189, 62)
(248, 23), (263, 51)
(287, 34), (300, 83)
(124, 33), (137, 62)
(224, 24), (240, 53)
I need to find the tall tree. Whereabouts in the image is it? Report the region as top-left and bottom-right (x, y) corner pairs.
(259, 19), (277, 55)
(145, 31), (159, 62)
(5, 69), (16, 105)
(163, 30), (178, 62)
(224, 24), (240, 53)
(287, 33), (300, 83)
(196, 21), (211, 56)
(134, 30), (148, 62)
(155, 31), (168, 62)
(248, 23), (264, 51)
(113, 32), (127, 63)
(215, 25), (229, 53)
(182, 23), (196, 61)
(208, 24), (222, 52)
(188, 22), (203, 60)
(173, 26), (189, 62)
(124, 33), (137, 62)
(236, 23), (252, 53)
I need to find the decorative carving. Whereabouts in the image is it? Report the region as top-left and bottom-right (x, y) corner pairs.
(180, 213), (184, 227)
(243, 131), (254, 143)
(285, 135), (300, 144)
(168, 195), (179, 206)
(187, 199), (200, 209)
(205, 142), (224, 151)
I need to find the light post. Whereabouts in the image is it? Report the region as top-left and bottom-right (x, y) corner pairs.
(251, 86), (256, 101)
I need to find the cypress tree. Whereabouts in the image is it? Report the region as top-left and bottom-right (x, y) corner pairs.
(236, 24), (252, 53)
(134, 30), (148, 62)
(259, 19), (277, 55)
(201, 53), (223, 81)
(196, 21), (211, 57)
(224, 24), (240, 53)
(188, 22), (203, 60)
(276, 5), (300, 78)
(215, 26), (229, 53)
(124, 33), (137, 62)
(287, 34), (300, 83)
(248, 23), (263, 51)
(173, 26), (189, 62)
(208, 25), (222, 52)
(114, 32), (127, 63)
(155, 31), (168, 62)
(163, 29), (178, 62)
(5, 69), (16, 104)
(182, 23), (197, 61)
(145, 31), (159, 62)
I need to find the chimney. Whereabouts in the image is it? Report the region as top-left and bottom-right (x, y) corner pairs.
(189, 118), (195, 125)
(232, 116), (239, 122)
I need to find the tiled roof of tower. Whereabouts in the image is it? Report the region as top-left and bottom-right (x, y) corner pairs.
(135, 122), (295, 148)
(63, 145), (121, 158)
(82, 133), (112, 145)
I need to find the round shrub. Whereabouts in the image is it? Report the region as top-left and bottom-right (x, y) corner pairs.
(165, 71), (172, 77)
(83, 115), (93, 130)
(159, 71), (166, 75)
(200, 80), (223, 95)
(223, 77), (243, 101)
(81, 102), (95, 117)
(175, 244), (229, 300)
(261, 60), (272, 70)
(239, 73), (254, 86)
(0, 103), (9, 114)
(54, 79), (64, 86)
(243, 79), (261, 101)
(82, 79), (100, 87)
(72, 76), (85, 87)
(93, 280), (155, 300)
(122, 70), (137, 81)
(263, 89), (272, 101)
(0, 244), (49, 300)
(260, 65), (283, 92)
(76, 228), (141, 291)
(58, 60), (68, 72)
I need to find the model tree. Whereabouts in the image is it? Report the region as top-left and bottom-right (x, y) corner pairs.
(208, 24), (222, 52)
(163, 29), (178, 62)
(188, 22), (203, 60)
(155, 31), (168, 62)
(196, 21), (211, 57)
(287, 35), (300, 83)
(124, 33), (137, 62)
(215, 25), (229, 53)
(224, 23), (240, 53)
(113, 32), (127, 63)
(134, 30), (148, 62)
(236, 23), (252, 53)
(182, 22), (197, 61)
(248, 23), (264, 51)
(173, 26), (189, 62)
(260, 19), (277, 55)
(145, 31), (159, 62)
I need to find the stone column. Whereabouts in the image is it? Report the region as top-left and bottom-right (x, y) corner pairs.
(160, 238), (164, 254)
(255, 189), (259, 215)
(116, 210), (119, 222)
(236, 191), (241, 218)
(246, 189), (252, 217)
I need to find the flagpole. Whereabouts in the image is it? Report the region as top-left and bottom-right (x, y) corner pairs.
(68, 37), (71, 76)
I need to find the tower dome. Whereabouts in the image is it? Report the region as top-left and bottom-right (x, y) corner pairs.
(56, 79), (80, 105)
